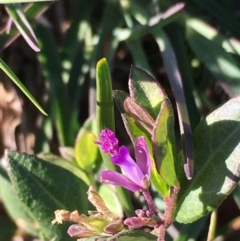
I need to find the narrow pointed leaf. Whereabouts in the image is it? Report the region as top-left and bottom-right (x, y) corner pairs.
(8, 152), (89, 240)
(0, 2), (51, 50)
(175, 96), (240, 223)
(152, 99), (179, 187)
(5, 3), (40, 52)
(0, 59), (47, 115)
(153, 29), (194, 180)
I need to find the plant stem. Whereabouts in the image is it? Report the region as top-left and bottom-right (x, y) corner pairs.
(163, 186), (180, 228)
(157, 223), (165, 241)
(142, 189), (157, 214)
(207, 209), (217, 241)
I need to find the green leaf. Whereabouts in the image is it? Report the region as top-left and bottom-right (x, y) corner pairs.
(152, 98), (179, 187)
(75, 131), (99, 172)
(98, 184), (123, 217)
(174, 216), (207, 241)
(37, 152), (91, 186)
(117, 3), (185, 41)
(5, 3), (40, 51)
(96, 58), (115, 136)
(175, 96), (240, 223)
(36, 24), (71, 145)
(185, 17), (240, 55)
(74, 118), (102, 174)
(0, 2), (51, 49)
(187, 26), (240, 95)
(8, 152), (89, 240)
(0, 59), (47, 115)
(193, 0), (240, 39)
(129, 66), (166, 120)
(153, 29), (194, 180)
(0, 165), (37, 236)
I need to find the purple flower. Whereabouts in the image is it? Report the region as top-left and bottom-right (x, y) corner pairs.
(96, 129), (151, 192)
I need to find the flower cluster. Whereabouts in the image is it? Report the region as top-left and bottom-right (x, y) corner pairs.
(52, 129), (159, 239)
(52, 186), (123, 239)
(96, 129), (151, 192)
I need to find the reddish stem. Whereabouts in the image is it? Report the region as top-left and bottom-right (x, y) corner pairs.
(157, 186), (180, 241)
(142, 189), (157, 214)
(163, 186), (180, 228)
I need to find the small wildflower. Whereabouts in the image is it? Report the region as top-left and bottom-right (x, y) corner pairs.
(96, 129), (151, 192)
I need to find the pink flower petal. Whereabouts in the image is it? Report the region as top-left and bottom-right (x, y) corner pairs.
(101, 170), (141, 192)
(135, 137), (150, 177)
(111, 146), (144, 185)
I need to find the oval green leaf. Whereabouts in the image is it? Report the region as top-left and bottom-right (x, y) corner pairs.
(75, 131), (99, 172)
(175, 96), (240, 223)
(8, 152), (89, 240)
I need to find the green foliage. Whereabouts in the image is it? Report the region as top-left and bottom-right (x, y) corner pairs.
(114, 66), (180, 196)
(5, 3), (40, 51)
(152, 98), (179, 187)
(176, 97), (240, 223)
(8, 152), (89, 240)
(1, 0), (240, 240)
(0, 59), (47, 115)
(0, 166), (38, 235)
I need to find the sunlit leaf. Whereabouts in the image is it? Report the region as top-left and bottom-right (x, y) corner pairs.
(153, 29), (194, 180)
(175, 96), (240, 223)
(0, 59), (47, 115)
(75, 131), (99, 172)
(5, 3), (40, 51)
(152, 98), (179, 187)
